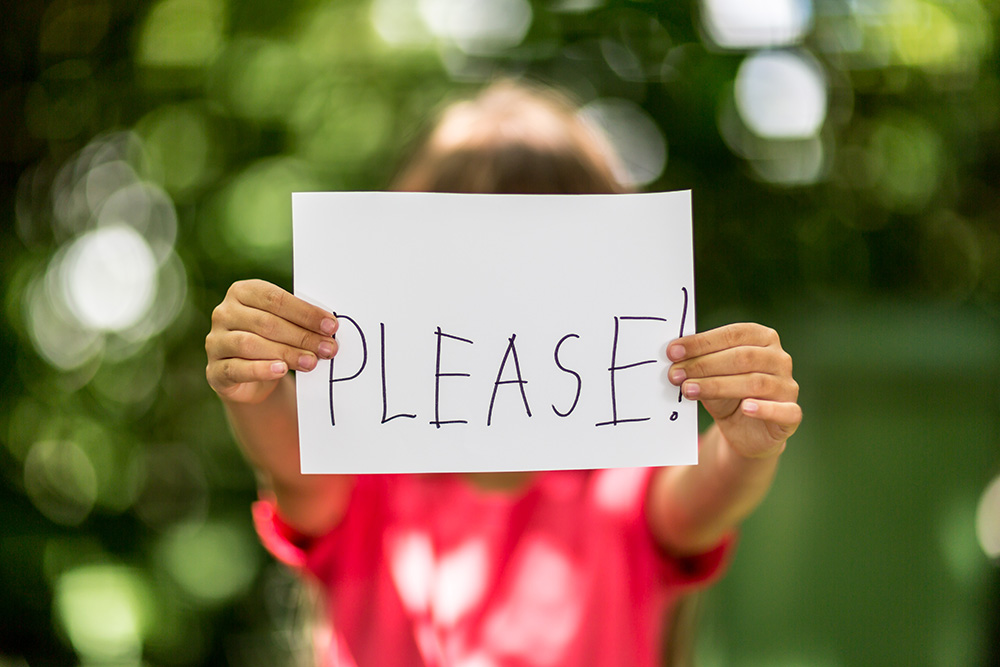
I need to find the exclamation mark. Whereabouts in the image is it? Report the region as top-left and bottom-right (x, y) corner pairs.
(670, 286), (689, 422)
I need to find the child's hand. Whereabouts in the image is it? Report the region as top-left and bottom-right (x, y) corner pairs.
(205, 280), (339, 405)
(666, 323), (800, 459)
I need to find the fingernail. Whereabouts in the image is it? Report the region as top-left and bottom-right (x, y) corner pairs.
(683, 382), (700, 399)
(318, 341), (335, 359)
(667, 344), (686, 361)
(271, 361), (288, 375)
(321, 318), (337, 335)
(743, 400), (759, 414)
(298, 354), (317, 371)
(669, 368), (686, 384)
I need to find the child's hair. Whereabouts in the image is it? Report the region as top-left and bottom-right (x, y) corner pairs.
(391, 79), (628, 195)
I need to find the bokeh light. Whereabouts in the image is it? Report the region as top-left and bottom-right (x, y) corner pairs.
(864, 113), (946, 213)
(17, 409), (137, 517)
(734, 50), (827, 139)
(22, 130), (188, 371)
(846, 0), (992, 78)
(25, 266), (103, 371)
(23, 440), (98, 527)
(117, 249), (188, 345)
(60, 225), (158, 332)
(550, 0), (604, 12)
(214, 157), (323, 265)
(136, 0), (227, 70)
(420, 0), (533, 55)
(290, 82), (394, 168)
(89, 344), (165, 411)
(97, 182), (178, 264)
(937, 495), (985, 588)
(701, 0), (812, 49)
(718, 96), (828, 185)
(134, 105), (220, 199)
(372, 0), (435, 46)
(156, 518), (261, 606)
(54, 565), (151, 664)
(600, 39), (644, 83)
(210, 38), (306, 123)
(976, 474), (1000, 560)
(50, 132), (148, 240)
(750, 137), (827, 186)
(578, 98), (667, 187)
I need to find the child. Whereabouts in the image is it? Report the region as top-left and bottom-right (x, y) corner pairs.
(205, 81), (801, 666)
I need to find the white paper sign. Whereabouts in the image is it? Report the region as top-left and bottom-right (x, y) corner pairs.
(293, 191), (696, 474)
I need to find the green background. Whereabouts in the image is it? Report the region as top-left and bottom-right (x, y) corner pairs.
(1, 1), (998, 665)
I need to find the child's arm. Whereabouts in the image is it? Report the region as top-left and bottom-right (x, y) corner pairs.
(648, 323), (801, 556)
(205, 280), (355, 536)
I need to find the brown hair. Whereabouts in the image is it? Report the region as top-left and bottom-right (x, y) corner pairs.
(391, 79), (628, 195)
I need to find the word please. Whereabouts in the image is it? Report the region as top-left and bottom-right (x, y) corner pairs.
(328, 313), (686, 429)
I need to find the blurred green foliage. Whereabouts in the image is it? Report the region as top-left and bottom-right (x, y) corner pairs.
(1, 0), (998, 665)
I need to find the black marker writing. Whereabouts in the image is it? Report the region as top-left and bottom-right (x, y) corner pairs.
(596, 316), (667, 427)
(430, 327), (474, 428)
(487, 333), (532, 426)
(380, 323), (416, 424)
(325, 312), (683, 430)
(552, 333), (582, 418)
(670, 286), (689, 422)
(329, 313), (367, 427)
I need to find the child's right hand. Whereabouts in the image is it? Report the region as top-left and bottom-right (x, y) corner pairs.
(205, 280), (339, 405)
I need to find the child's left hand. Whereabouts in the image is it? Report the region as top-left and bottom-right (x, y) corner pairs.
(667, 323), (801, 459)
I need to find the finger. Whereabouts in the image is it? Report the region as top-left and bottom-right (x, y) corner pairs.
(229, 279), (338, 336)
(681, 372), (799, 403)
(668, 345), (792, 385)
(208, 329), (330, 373)
(741, 399), (802, 439)
(667, 323), (780, 362)
(220, 305), (338, 360)
(208, 358), (289, 394)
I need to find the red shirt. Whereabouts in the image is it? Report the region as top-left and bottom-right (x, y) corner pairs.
(254, 468), (732, 667)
